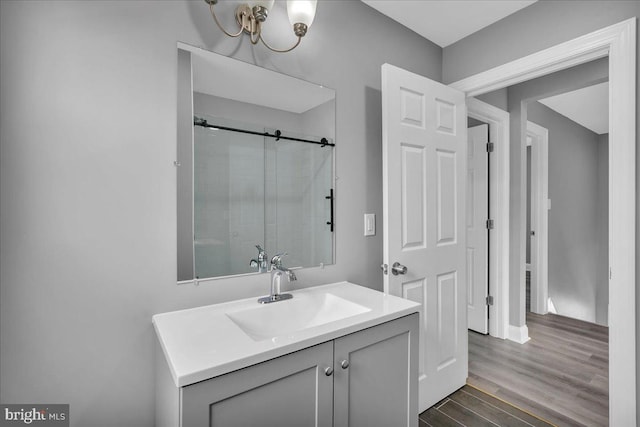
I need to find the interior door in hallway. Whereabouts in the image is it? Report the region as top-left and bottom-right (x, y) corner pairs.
(381, 63), (468, 412)
(467, 124), (489, 334)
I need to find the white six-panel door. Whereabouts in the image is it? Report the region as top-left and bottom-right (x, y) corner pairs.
(467, 125), (489, 334)
(381, 63), (468, 412)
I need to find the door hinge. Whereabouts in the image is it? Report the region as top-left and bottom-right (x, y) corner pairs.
(486, 295), (494, 306)
(486, 142), (495, 153)
(486, 219), (494, 230)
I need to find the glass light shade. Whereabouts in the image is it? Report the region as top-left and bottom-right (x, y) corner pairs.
(248, 0), (275, 11)
(286, 0), (317, 27)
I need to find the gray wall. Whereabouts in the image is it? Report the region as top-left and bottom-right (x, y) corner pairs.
(443, 0), (639, 408)
(0, 1), (441, 426)
(476, 88), (508, 111)
(528, 101), (606, 325)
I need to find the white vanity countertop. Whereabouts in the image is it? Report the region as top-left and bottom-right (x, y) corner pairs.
(153, 281), (420, 387)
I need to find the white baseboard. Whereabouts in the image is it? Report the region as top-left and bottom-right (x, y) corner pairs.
(508, 324), (530, 344)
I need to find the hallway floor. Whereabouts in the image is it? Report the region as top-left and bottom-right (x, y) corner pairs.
(467, 312), (608, 427)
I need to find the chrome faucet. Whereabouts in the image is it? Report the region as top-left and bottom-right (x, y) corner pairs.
(258, 253), (297, 304)
(249, 245), (269, 273)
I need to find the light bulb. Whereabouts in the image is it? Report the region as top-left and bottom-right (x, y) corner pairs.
(286, 0), (317, 28)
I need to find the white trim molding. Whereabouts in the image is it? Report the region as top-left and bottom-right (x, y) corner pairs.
(508, 324), (530, 344)
(449, 20), (625, 97)
(466, 97), (510, 341)
(451, 18), (636, 426)
(526, 121), (549, 316)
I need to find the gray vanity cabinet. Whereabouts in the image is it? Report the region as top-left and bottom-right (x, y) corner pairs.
(333, 313), (418, 427)
(181, 341), (334, 427)
(173, 314), (418, 427)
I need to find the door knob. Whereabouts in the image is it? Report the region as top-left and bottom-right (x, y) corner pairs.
(324, 366), (334, 376)
(391, 262), (408, 275)
(340, 360), (349, 369)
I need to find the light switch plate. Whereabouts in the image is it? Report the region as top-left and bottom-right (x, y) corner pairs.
(364, 214), (375, 236)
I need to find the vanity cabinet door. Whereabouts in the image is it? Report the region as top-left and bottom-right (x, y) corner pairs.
(333, 313), (419, 427)
(181, 341), (334, 427)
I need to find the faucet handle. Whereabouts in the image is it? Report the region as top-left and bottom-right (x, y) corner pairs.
(270, 252), (288, 268)
(251, 244), (269, 273)
(255, 245), (268, 263)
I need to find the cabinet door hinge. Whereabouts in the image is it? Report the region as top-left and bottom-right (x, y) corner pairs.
(486, 219), (494, 230)
(486, 142), (495, 153)
(486, 295), (494, 306)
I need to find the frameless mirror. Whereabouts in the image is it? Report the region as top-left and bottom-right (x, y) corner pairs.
(177, 43), (335, 282)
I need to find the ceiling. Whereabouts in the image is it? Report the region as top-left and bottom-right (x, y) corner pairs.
(538, 82), (609, 135)
(361, 0), (537, 47)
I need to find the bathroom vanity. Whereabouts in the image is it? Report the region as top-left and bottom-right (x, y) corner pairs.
(154, 282), (420, 427)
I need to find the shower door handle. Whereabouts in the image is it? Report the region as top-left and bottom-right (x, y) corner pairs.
(326, 189), (334, 232)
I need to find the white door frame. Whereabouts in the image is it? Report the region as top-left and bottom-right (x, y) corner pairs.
(466, 98), (509, 340)
(451, 18), (636, 426)
(526, 121), (549, 316)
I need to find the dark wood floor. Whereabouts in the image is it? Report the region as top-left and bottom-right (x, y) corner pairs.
(419, 384), (555, 427)
(467, 312), (609, 427)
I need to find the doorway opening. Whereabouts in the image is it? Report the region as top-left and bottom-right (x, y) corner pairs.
(465, 70), (611, 424)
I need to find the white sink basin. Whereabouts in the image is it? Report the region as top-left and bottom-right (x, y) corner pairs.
(226, 292), (371, 341)
(153, 282), (421, 387)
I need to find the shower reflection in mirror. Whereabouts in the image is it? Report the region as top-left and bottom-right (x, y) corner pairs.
(176, 43), (336, 282)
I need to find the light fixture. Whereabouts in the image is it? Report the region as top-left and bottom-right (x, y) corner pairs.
(204, 0), (317, 53)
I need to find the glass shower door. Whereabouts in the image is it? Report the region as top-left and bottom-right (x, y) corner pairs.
(265, 133), (333, 269)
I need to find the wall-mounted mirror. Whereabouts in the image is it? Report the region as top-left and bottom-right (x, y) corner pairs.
(177, 43), (336, 282)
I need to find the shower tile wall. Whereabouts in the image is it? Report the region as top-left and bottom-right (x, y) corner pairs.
(194, 121), (265, 278)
